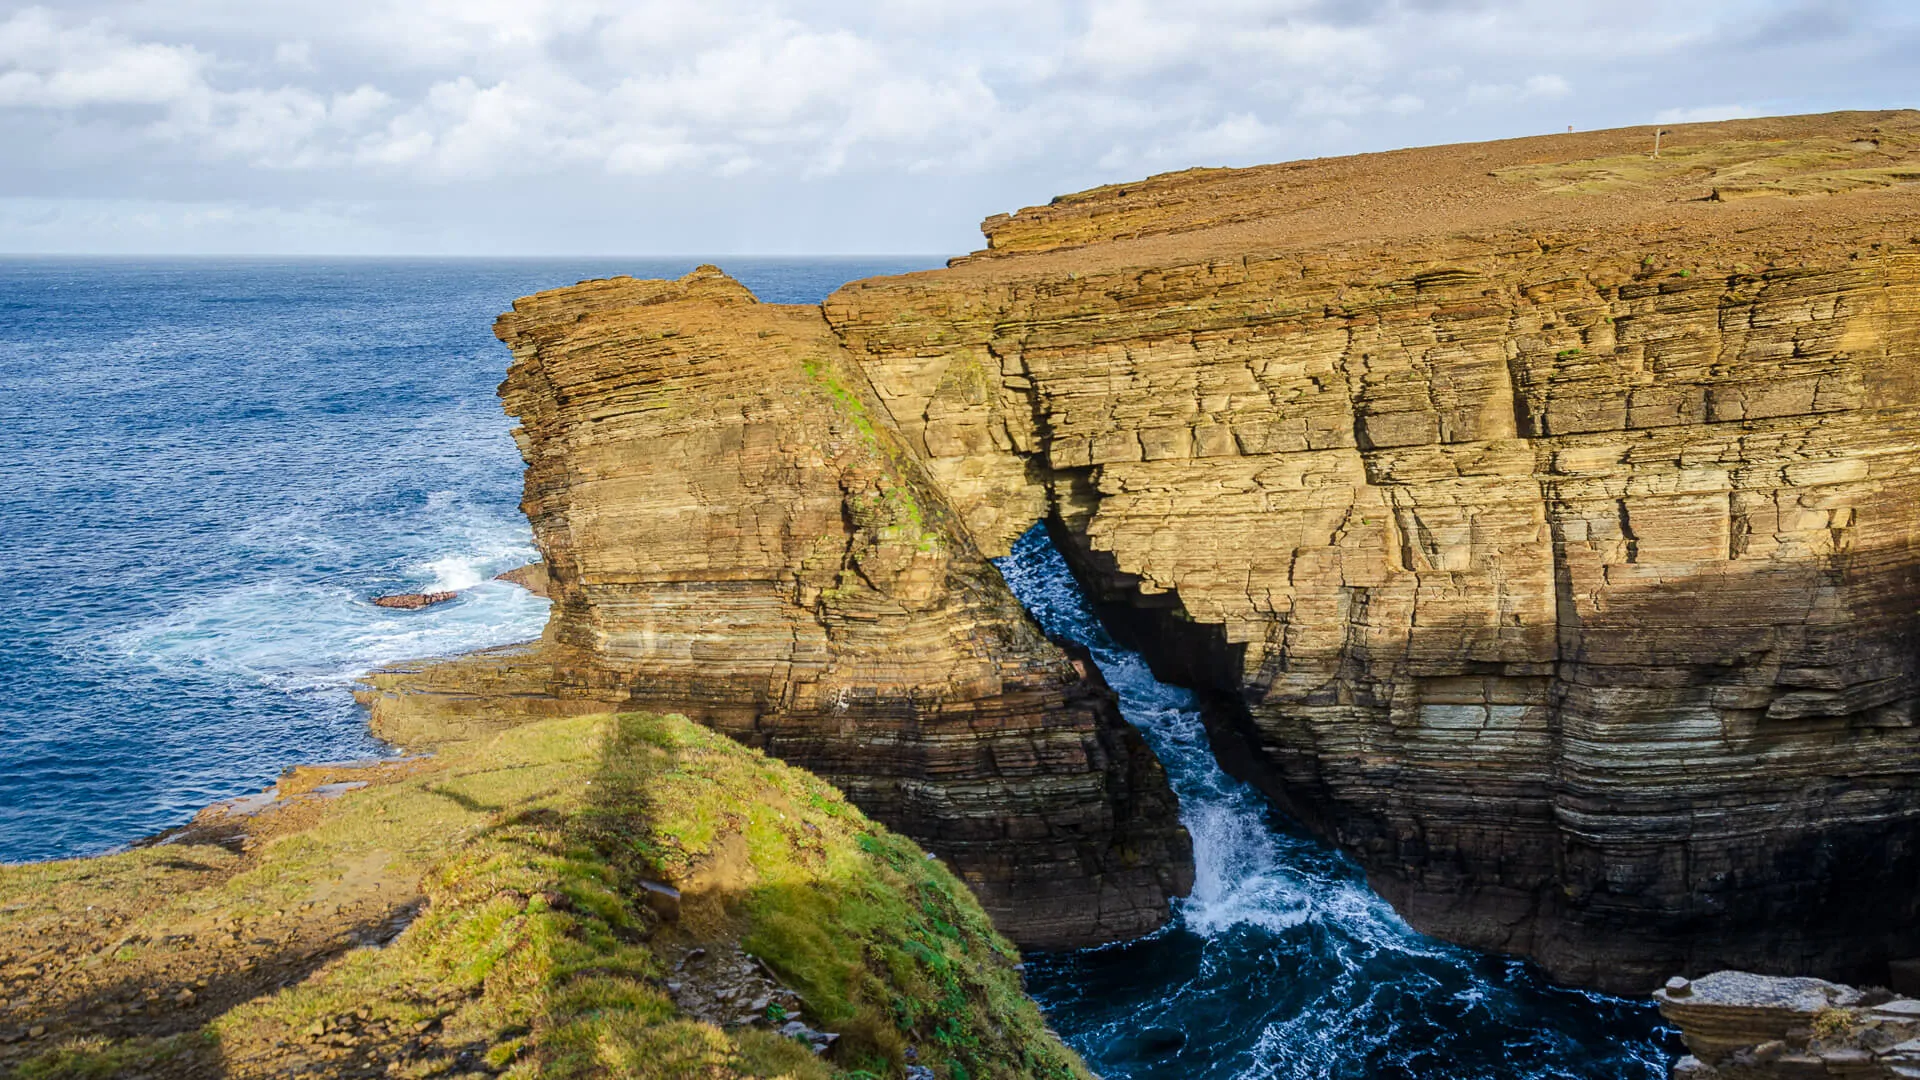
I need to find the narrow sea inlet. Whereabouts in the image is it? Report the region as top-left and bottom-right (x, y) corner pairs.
(2, 258), (1668, 1077)
(994, 528), (1673, 1078)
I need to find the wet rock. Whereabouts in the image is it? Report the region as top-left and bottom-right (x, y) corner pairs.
(370, 592), (458, 610)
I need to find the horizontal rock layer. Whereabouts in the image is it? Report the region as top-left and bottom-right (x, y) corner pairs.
(366, 268), (1191, 948)
(375, 109), (1920, 988)
(820, 110), (1920, 990)
(1656, 970), (1920, 1078)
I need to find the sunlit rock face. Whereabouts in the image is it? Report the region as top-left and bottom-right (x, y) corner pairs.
(367, 267), (1192, 949)
(824, 111), (1920, 991)
(372, 110), (1920, 986)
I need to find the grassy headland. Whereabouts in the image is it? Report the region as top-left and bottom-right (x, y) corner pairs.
(0, 713), (1092, 1080)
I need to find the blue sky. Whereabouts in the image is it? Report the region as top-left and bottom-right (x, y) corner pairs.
(1, 0), (1914, 255)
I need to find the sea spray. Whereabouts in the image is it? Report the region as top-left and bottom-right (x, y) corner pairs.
(994, 525), (1673, 1080)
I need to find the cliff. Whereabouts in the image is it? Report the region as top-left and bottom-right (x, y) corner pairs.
(362, 268), (1191, 949)
(374, 109), (1920, 991)
(818, 109), (1920, 991)
(0, 712), (1094, 1079)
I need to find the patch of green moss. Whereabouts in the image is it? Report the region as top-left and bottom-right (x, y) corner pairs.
(799, 356), (943, 556)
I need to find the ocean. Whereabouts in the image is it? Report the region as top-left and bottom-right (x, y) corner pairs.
(0, 256), (937, 861)
(0, 256), (1670, 1077)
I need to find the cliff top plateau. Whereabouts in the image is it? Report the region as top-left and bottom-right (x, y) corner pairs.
(0, 712), (1092, 1079)
(942, 108), (1920, 270)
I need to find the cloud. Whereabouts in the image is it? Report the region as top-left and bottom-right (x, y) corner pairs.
(0, 8), (205, 107)
(0, 0), (1913, 253)
(1465, 74), (1572, 105)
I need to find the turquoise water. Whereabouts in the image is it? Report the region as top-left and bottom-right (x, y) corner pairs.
(0, 256), (1670, 1076)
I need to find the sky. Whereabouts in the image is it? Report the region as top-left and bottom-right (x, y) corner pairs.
(1, 0), (1914, 256)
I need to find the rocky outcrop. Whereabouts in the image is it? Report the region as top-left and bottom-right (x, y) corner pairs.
(375, 110), (1920, 986)
(1657, 971), (1920, 1078)
(816, 110), (1920, 990)
(364, 268), (1190, 949)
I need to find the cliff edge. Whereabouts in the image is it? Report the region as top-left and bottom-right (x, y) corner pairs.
(825, 109), (1920, 990)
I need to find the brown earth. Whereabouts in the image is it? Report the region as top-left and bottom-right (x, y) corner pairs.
(374, 109), (1920, 991)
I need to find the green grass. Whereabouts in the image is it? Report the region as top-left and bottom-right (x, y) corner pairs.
(5, 713), (1091, 1080)
(798, 355), (943, 555)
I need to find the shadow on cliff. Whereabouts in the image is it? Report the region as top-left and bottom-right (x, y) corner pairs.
(578, 710), (1097, 1080)
(1031, 513), (1920, 994)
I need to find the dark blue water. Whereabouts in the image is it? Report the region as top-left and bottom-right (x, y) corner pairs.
(0, 256), (938, 863)
(993, 528), (1674, 1080)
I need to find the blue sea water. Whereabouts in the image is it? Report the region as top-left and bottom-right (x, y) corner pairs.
(0, 256), (939, 863)
(0, 256), (1671, 1077)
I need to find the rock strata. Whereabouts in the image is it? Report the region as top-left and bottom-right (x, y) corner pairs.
(366, 268), (1191, 948)
(1657, 971), (1920, 1078)
(377, 110), (1920, 984)
(819, 110), (1920, 989)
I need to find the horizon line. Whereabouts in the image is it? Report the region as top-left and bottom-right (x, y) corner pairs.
(0, 251), (954, 261)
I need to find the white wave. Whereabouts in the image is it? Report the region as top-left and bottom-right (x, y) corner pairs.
(106, 513), (550, 694)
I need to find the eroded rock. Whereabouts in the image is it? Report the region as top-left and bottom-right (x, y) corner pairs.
(370, 591), (457, 610)
(365, 268), (1192, 948)
(369, 110), (1920, 981)
(1657, 971), (1920, 1078)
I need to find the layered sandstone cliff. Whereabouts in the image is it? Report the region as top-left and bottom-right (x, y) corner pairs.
(816, 110), (1920, 990)
(375, 109), (1920, 988)
(363, 268), (1191, 948)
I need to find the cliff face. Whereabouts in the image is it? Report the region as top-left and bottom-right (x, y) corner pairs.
(368, 268), (1190, 949)
(372, 110), (1920, 988)
(819, 111), (1920, 990)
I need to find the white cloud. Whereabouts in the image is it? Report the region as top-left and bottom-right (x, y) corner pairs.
(1466, 73), (1573, 105)
(0, 0), (1912, 253)
(0, 8), (205, 107)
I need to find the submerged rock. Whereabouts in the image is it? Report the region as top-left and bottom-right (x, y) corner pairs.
(369, 591), (457, 610)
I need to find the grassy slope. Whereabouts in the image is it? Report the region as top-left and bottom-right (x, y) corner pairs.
(0, 714), (1093, 1080)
